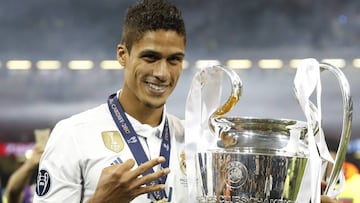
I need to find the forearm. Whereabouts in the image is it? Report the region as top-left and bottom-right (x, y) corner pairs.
(4, 161), (36, 199)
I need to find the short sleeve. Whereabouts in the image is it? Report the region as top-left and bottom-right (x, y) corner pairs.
(33, 120), (83, 203)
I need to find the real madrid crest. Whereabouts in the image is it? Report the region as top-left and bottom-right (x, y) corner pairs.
(101, 131), (124, 153)
(179, 151), (186, 175)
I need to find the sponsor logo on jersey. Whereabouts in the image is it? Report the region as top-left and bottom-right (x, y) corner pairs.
(101, 131), (124, 153)
(110, 157), (123, 165)
(35, 169), (51, 196)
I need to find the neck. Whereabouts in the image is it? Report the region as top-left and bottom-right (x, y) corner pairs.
(118, 94), (163, 127)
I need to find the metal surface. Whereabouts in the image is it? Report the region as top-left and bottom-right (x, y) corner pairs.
(198, 63), (353, 202)
(319, 63), (353, 195)
(196, 150), (308, 202)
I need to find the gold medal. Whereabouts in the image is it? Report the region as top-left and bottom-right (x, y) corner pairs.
(156, 199), (168, 203)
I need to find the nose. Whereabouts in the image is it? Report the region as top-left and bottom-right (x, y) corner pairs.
(153, 60), (169, 80)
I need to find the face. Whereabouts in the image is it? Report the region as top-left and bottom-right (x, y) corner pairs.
(118, 30), (185, 109)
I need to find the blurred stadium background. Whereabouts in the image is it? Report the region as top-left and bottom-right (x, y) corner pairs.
(0, 0), (359, 195)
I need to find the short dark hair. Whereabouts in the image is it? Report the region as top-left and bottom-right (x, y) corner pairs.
(120, 0), (186, 53)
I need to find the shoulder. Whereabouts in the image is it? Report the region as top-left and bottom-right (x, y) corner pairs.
(49, 103), (111, 143)
(42, 103), (111, 160)
(69, 103), (109, 123)
(56, 103), (110, 129)
(167, 114), (184, 128)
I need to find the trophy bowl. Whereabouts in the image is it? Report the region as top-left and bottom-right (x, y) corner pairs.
(196, 117), (309, 203)
(190, 62), (352, 203)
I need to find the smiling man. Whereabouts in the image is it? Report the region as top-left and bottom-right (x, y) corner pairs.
(33, 0), (187, 202)
(118, 29), (185, 125)
(31, 0), (340, 202)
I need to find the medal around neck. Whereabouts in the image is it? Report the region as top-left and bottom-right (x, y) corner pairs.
(184, 62), (352, 203)
(156, 199), (168, 203)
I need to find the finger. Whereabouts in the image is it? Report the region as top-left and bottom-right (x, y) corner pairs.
(133, 167), (171, 188)
(321, 180), (327, 193)
(118, 159), (136, 171)
(108, 159), (136, 180)
(132, 157), (166, 177)
(131, 168), (170, 197)
(132, 183), (166, 197)
(320, 195), (337, 203)
(114, 157), (166, 187)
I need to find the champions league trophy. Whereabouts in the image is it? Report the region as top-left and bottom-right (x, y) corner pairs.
(185, 59), (352, 203)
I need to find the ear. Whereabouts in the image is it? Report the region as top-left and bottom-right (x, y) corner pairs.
(117, 44), (127, 67)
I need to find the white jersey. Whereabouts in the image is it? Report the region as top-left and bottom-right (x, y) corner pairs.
(33, 103), (188, 203)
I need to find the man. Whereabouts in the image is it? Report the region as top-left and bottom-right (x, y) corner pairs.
(3, 143), (44, 203)
(33, 0), (338, 202)
(33, 0), (187, 202)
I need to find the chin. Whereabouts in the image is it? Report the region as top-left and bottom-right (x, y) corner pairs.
(144, 101), (165, 109)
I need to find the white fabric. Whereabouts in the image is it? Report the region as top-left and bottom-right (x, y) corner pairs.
(294, 58), (321, 203)
(185, 66), (223, 202)
(33, 101), (187, 203)
(294, 58), (343, 202)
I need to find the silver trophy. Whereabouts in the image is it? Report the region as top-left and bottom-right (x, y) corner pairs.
(194, 63), (352, 203)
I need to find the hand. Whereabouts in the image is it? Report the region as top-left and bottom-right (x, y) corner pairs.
(24, 143), (45, 170)
(321, 181), (338, 203)
(321, 195), (338, 203)
(87, 156), (170, 203)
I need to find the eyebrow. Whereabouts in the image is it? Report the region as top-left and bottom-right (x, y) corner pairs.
(139, 49), (185, 58)
(171, 52), (185, 58)
(139, 50), (161, 57)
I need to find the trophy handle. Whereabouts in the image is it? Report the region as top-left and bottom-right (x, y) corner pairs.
(207, 65), (242, 136)
(319, 63), (353, 195)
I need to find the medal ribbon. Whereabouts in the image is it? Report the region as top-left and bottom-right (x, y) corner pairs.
(107, 93), (171, 201)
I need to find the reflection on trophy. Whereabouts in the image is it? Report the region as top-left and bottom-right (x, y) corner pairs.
(190, 62), (352, 203)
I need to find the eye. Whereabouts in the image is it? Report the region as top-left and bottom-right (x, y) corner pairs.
(142, 54), (160, 63)
(168, 55), (184, 65)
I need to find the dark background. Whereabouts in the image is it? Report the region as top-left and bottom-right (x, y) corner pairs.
(0, 0), (359, 186)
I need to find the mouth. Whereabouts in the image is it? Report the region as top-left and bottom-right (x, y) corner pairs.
(145, 81), (169, 94)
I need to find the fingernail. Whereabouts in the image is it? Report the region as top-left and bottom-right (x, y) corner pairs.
(163, 168), (171, 174)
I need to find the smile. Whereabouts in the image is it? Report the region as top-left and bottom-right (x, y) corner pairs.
(146, 82), (168, 93)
